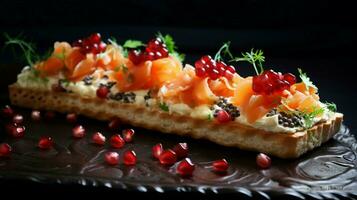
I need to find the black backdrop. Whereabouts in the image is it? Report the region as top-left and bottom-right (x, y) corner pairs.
(1, 0), (356, 130)
(1, 0), (357, 198)
(1, 1), (356, 135)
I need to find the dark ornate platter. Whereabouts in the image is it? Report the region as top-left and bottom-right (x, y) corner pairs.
(0, 105), (356, 199)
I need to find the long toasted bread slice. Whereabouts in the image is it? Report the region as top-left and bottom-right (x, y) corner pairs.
(8, 83), (343, 158)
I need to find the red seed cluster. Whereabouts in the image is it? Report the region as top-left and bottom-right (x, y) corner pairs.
(72, 33), (107, 55)
(253, 70), (296, 95)
(128, 37), (169, 65)
(194, 55), (236, 80)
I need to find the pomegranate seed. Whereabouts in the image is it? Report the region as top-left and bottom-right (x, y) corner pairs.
(66, 113), (77, 123)
(108, 118), (120, 131)
(226, 65), (236, 73)
(224, 70), (234, 80)
(176, 158), (195, 177)
(128, 50), (143, 65)
(0, 143), (12, 157)
(216, 110), (231, 123)
(92, 132), (106, 145)
(7, 124), (25, 138)
(256, 153), (271, 169)
(89, 33), (101, 43)
(122, 129), (135, 143)
(105, 151), (119, 165)
(201, 55), (212, 64)
(44, 111), (56, 121)
(38, 136), (53, 150)
(72, 125), (86, 138)
(123, 150), (137, 165)
(173, 143), (189, 159)
(158, 149), (177, 166)
(2, 105), (14, 118)
(110, 134), (125, 148)
(12, 114), (23, 124)
(212, 159), (229, 173)
(283, 73), (296, 85)
(209, 69), (220, 80)
(96, 86), (109, 99)
(31, 110), (41, 121)
(195, 67), (206, 77)
(152, 143), (163, 159)
(98, 42), (107, 52)
(145, 51), (155, 61)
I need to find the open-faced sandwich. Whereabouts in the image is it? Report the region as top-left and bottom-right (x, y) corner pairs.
(7, 33), (343, 158)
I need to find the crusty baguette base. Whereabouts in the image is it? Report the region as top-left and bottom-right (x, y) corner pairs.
(8, 83), (343, 158)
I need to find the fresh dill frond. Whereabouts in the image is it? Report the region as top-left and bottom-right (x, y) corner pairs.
(231, 48), (265, 75)
(4, 33), (39, 66)
(214, 41), (234, 61)
(299, 106), (325, 129)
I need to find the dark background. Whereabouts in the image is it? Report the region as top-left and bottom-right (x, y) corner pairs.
(0, 0), (356, 198)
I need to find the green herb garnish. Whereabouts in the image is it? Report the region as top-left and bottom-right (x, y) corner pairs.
(298, 68), (317, 91)
(4, 33), (38, 66)
(299, 106), (325, 129)
(123, 40), (144, 49)
(159, 102), (169, 112)
(157, 32), (185, 62)
(325, 102), (337, 112)
(214, 41), (234, 61)
(231, 48), (265, 75)
(207, 113), (213, 121)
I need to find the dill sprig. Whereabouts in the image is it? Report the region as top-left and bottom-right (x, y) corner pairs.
(299, 106), (325, 129)
(231, 49), (265, 75)
(214, 41), (234, 61)
(324, 102), (337, 112)
(4, 33), (39, 66)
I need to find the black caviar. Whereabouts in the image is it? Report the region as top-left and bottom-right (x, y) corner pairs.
(82, 76), (93, 85)
(109, 92), (136, 103)
(267, 109), (303, 128)
(212, 98), (240, 120)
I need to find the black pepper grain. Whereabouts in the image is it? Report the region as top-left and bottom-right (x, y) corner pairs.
(212, 97), (240, 120)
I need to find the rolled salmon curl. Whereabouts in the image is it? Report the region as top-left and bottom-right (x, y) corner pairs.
(151, 56), (182, 89)
(180, 77), (218, 106)
(231, 77), (254, 107)
(97, 44), (126, 70)
(69, 54), (96, 81)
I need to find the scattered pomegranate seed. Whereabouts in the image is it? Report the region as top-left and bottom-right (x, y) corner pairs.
(110, 134), (125, 148)
(158, 149), (177, 166)
(38, 136), (53, 150)
(0, 143), (12, 157)
(104, 151), (119, 165)
(176, 158), (195, 177)
(31, 110), (41, 121)
(256, 153), (271, 169)
(123, 150), (137, 165)
(212, 159), (229, 173)
(152, 143), (163, 159)
(96, 86), (109, 99)
(122, 129), (135, 143)
(2, 105), (14, 118)
(108, 118), (121, 131)
(216, 110), (232, 123)
(66, 113), (77, 123)
(12, 114), (23, 124)
(7, 124), (25, 138)
(44, 111), (56, 121)
(173, 143), (189, 159)
(72, 125), (86, 138)
(92, 132), (106, 145)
